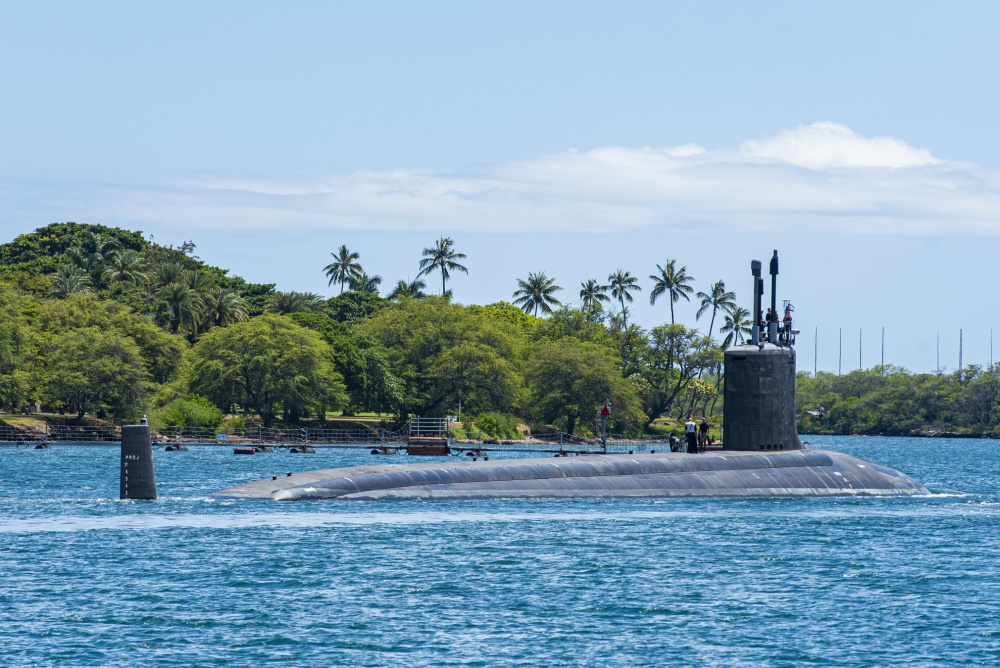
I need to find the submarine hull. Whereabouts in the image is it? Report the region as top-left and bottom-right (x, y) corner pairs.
(209, 450), (927, 502)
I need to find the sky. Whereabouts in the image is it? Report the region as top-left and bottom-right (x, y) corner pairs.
(2, 1), (999, 374)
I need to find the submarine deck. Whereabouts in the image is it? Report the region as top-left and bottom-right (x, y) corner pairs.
(209, 449), (927, 501)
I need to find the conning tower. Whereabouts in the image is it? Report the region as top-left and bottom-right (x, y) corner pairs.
(723, 251), (802, 451)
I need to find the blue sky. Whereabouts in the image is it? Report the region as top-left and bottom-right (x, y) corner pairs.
(2, 1), (999, 373)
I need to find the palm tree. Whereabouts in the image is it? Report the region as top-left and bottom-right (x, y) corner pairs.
(67, 231), (121, 279)
(204, 287), (249, 327)
(579, 279), (610, 318)
(157, 282), (201, 334)
(152, 261), (184, 289)
(323, 245), (363, 293)
(303, 292), (327, 311)
(101, 249), (147, 286)
(417, 236), (468, 296)
(608, 270), (641, 327)
(512, 272), (563, 316)
(51, 265), (93, 298)
(182, 268), (215, 294)
(389, 278), (426, 300)
(348, 272), (383, 294)
(649, 260), (694, 324)
(265, 291), (316, 315)
(695, 280), (737, 338)
(720, 306), (753, 347)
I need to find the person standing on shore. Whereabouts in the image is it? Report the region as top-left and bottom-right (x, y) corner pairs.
(685, 418), (698, 454)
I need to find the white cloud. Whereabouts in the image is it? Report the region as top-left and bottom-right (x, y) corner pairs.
(5, 123), (1000, 238)
(738, 122), (940, 169)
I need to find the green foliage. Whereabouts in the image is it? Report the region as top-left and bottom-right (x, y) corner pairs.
(533, 308), (618, 351)
(471, 412), (523, 439)
(512, 271), (563, 316)
(327, 291), (391, 324)
(468, 302), (538, 331)
(41, 327), (151, 422)
(361, 297), (523, 417)
(526, 338), (645, 435)
(24, 221), (1000, 439)
(0, 222), (146, 277)
(0, 284), (32, 411)
(796, 365), (1000, 436)
(637, 324), (722, 426)
(150, 395), (224, 429)
(188, 315), (346, 426)
(289, 312), (403, 415)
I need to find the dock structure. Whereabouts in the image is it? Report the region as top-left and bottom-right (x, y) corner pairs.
(406, 417), (451, 456)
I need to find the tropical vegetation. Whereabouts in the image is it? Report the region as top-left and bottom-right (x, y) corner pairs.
(3, 222), (996, 439)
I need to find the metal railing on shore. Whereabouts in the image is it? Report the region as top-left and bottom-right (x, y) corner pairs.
(0, 420), (686, 453)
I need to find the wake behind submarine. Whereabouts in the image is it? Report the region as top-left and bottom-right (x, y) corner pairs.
(210, 252), (926, 502)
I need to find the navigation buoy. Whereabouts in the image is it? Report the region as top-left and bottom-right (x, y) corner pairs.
(120, 419), (157, 500)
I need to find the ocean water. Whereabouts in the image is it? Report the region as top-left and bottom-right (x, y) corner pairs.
(1, 437), (998, 667)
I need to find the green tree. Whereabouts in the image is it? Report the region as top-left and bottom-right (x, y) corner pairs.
(289, 312), (404, 416)
(720, 306), (752, 347)
(638, 324), (721, 424)
(389, 278), (427, 300)
(0, 286), (32, 411)
(608, 270), (641, 328)
(324, 245), (363, 294)
(417, 236), (468, 296)
(0, 222), (145, 276)
(42, 327), (151, 422)
(649, 260), (694, 324)
(265, 291), (321, 315)
(526, 338), (644, 435)
(150, 394), (224, 429)
(66, 230), (123, 285)
(695, 280), (736, 338)
(360, 297), (522, 417)
(188, 315), (346, 426)
(50, 265), (93, 298)
(101, 249), (147, 286)
(512, 272), (563, 316)
(348, 272), (383, 294)
(157, 282), (201, 334)
(327, 291), (391, 324)
(579, 279), (610, 320)
(152, 261), (185, 289)
(203, 286), (249, 327)
(111, 313), (188, 384)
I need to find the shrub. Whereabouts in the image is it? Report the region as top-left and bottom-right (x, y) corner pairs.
(150, 395), (224, 429)
(473, 412), (523, 439)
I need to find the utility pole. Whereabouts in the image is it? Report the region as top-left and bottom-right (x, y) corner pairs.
(959, 329), (963, 379)
(859, 329), (862, 371)
(991, 329), (994, 367)
(936, 330), (940, 374)
(838, 328), (842, 376)
(881, 327), (885, 367)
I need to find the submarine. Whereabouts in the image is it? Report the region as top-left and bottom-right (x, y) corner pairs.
(210, 252), (926, 502)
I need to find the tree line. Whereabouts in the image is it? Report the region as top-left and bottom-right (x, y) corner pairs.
(797, 365), (1000, 437)
(0, 224), (754, 435)
(9, 222), (992, 439)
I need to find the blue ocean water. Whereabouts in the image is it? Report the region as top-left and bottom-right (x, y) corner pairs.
(1, 437), (998, 667)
